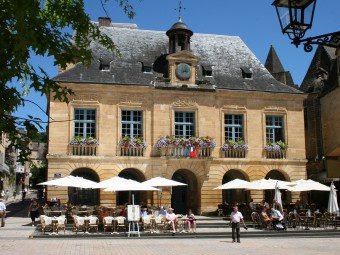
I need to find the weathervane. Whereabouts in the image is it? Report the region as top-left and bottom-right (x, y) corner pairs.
(175, 1), (186, 21)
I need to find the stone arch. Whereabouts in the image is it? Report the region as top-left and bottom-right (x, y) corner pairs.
(69, 168), (100, 206)
(117, 168), (146, 205)
(265, 169), (291, 205)
(221, 169), (250, 206)
(171, 169), (198, 215)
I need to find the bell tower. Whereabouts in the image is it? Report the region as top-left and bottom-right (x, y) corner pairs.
(166, 1), (193, 54)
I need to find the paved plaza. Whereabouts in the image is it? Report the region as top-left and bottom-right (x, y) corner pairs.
(1, 193), (340, 255)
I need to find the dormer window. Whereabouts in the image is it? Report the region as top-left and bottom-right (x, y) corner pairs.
(202, 65), (213, 77)
(99, 60), (111, 71)
(141, 62), (153, 73)
(241, 67), (253, 79)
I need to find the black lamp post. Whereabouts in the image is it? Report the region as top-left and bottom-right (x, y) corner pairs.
(272, 0), (340, 52)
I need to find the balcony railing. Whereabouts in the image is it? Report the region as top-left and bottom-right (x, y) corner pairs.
(119, 147), (144, 157)
(68, 145), (97, 156)
(265, 150), (287, 159)
(222, 149), (246, 158)
(160, 146), (213, 158)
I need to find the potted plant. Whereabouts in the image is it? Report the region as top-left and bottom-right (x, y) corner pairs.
(118, 136), (147, 148)
(221, 139), (249, 151)
(70, 136), (99, 146)
(264, 140), (287, 152)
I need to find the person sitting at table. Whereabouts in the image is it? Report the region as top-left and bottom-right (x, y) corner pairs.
(140, 206), (148, 217)
(165, 208), (177, 234)
(100, 207), (109, 218)
(158, 206), (167, 215)
(186, 209), (197, 233)
(260, 207), (272, 228)
(249, 199), (255, 211)
(118, 205), (128, 217)
(270, 208), (287, 230)
(261, 199), (270, 210)
(54, 199), (64, 210)
(294, 199), (302, 211)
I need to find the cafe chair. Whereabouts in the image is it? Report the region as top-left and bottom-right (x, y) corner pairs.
(87, 216), (99, 233)
(141, 215), (153, 233)
(56, 216), (67, 234)
(40, 215), (53, 234)
(153, 215), (166, 233)
(103, 216), (115, 233)
(73, 215), (86, 234)
(115, 216), (127, 233)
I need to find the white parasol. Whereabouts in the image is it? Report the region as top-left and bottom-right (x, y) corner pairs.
(287, 179), (330, 192)
(38, 175), (97, 189)
(247, 178), (292, 190)
(328, 182), (339, 213)
(214, 178), (251, 190)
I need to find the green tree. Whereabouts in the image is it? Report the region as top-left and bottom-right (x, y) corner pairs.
(0, 0), (135, 163)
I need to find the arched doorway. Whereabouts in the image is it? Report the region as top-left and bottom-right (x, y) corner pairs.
(117, 169), (146, 205)
(222, 169), (249, 205)
(69, 168), (99, 205)
(171, 170), (198, 214)
(265, 170), (290, 205)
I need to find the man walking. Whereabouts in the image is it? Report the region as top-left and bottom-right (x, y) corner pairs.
(230, 206), (247, 243)
(0, 198), (6, 227)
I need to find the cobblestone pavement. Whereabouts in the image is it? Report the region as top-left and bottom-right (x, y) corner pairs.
(1, 193), (340, 255)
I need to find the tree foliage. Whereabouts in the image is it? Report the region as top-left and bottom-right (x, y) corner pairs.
(0, 0), (135, 163)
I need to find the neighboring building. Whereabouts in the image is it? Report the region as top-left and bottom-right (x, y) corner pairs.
(47, 18), (307, 214)
(0, 132), (10, 192)
(29, 142), (47, 168)
(265, 45), (296, 87)
(300, 46), (340, 194)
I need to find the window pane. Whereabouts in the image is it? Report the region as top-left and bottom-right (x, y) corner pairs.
(121, 110), (143, 137)
(175, 112), (195, 138)
(74, 109), (96, 138)
(266, 116), (284, 142)
(224, 114), (243, 141)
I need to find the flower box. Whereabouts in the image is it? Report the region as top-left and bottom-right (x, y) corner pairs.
(69, 136), (99, 156)
(155, 136), (215, 158)
(118, 136), (147, 157)
(221, 139), (248, 158)
(264, 141), (287, 159)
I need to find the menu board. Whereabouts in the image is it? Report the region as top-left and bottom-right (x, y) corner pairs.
(127, 205), (140, 221)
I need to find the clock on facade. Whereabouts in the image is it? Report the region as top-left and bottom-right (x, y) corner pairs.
(175, 63), (192, 80)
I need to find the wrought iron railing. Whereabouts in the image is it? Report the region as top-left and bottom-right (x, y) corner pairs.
(265, 150), (287, 159)
(222, 149), (246, 158)
(68, 145), (97, 156)
(159, 146), (213, 158)
(119, 147), (144, 157)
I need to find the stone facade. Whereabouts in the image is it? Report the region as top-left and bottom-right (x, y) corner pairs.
(47, 19), (307, 215)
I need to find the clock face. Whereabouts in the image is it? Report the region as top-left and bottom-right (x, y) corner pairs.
(175, 63), (192, 80)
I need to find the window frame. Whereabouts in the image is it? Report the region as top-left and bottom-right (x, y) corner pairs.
(224, 114), (244, 141)
(265, 115), (285, 143)
(73, 108), (97, 138)
(121, 110), (143, 138)
(174, 111), (196, 138)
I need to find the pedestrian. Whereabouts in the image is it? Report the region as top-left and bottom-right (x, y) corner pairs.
(0, 198), (6, 227)
(22, 187), (27, 201)
(28, 198), (41, 226)
(5, 190), (9, 201)
(230, 205), (247, 243)
(13, 190), (17, 200)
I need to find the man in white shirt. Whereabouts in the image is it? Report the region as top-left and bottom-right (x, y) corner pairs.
(230, 206), (247, 243)
(270, 208), (287, 230)
(0, 198), (6, 227)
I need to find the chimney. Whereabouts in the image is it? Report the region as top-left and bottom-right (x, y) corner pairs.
(98, 17), (112, 27)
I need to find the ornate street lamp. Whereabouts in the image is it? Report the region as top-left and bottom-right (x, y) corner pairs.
(272, 0), (340, 52)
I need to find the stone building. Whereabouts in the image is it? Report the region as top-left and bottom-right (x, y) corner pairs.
(300, 45), (340, 195)
(47, 18), (307, 214)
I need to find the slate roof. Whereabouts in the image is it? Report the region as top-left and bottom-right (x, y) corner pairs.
(300, 45), (338, 94)
(54, 22), (302, 94)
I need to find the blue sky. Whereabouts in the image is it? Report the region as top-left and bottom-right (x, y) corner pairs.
(14, 0), (340, 131)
